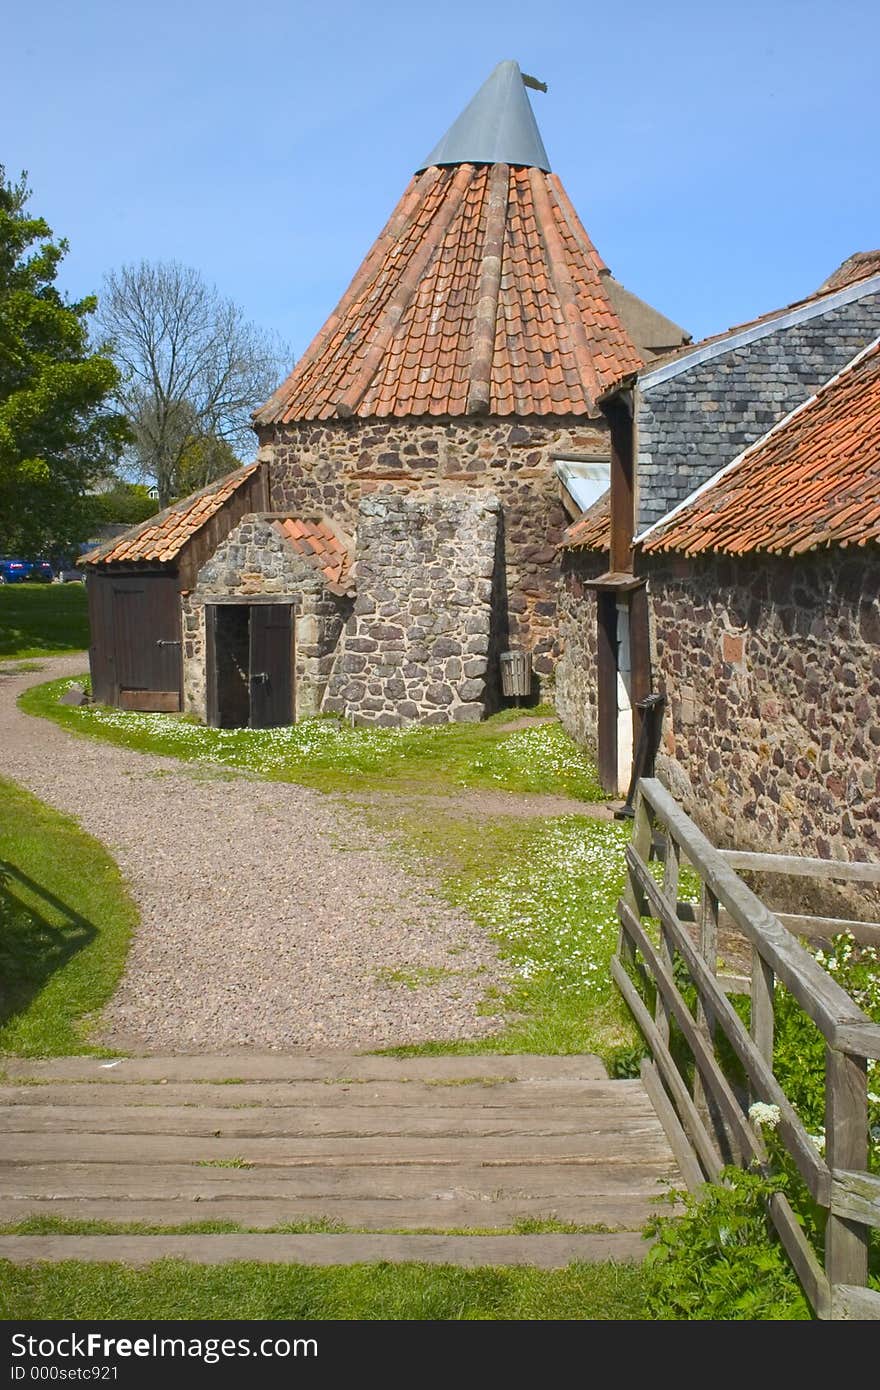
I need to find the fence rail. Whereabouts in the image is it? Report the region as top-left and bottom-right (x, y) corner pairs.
(614, 779), (880, 1321)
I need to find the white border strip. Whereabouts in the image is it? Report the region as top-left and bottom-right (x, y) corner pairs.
(639, 274), (880, 392)
(634, 334), (880, 548)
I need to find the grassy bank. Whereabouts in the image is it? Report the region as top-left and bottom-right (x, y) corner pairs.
(19, 676), (605, 800)
(375, 809), (638, 1065)
(0, 1257), (646, 1320)
(0, 583), (88, 660)
(0, 777), (137, 1055)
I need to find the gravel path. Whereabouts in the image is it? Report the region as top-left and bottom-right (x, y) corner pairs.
(0, 657), (504, 1054)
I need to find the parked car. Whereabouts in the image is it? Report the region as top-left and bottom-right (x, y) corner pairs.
(0, 557), (54, 583)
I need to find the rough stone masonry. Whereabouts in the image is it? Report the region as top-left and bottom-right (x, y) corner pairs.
(324, 489), (501, 726)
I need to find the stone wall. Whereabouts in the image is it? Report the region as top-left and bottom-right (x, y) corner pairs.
(182, 515), (351, 721)
(554, 548), (609, 751)
(323, 489), (500, 726)
(644, 548), (880, 904)
(258, 414), (609, 683)
(637, 290), (880, 530)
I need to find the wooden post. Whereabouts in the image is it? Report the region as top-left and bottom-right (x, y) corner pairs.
(751, 950), (775, 1095)
(653, 835), (680, 1047)
(825, 1046), (869, 1289)
(604, 392), (635, 576)
(620, 788), (652, 963)
(694, 884), (719, 1128)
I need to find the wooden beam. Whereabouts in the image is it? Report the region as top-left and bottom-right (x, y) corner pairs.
(831, 1285), (880, 1320)
(610, 957), (722, 1181)
(639, 1058), (706, 1193)
(768, 1192), (831, 1320)
(604, 393), (636, 575)
(831, 1169), (880, 1229)
(617, 899), (763, 1170)
(627, 848), (831, 1204)
(636, 780), (875, 1051)
(721, 850), (880, 886)
(825, 1047), (869, 1288)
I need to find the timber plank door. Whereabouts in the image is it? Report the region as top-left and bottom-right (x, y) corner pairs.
(109, 574), (181, 711)
(248, 605), (294, 728)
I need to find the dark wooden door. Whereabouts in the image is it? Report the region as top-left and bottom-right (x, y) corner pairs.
(109, 575), (181, 710)
(248, 605), (293, 728)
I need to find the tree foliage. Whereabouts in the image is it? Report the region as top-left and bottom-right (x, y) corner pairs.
(86, 481), (158, 529)
(98, 261), (285, 506)
(0, 169), (127, 554)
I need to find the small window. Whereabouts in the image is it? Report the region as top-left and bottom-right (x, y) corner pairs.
(554, 456), (610, 514)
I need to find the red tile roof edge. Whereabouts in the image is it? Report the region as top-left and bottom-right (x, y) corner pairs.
(81, 463), (262, 567)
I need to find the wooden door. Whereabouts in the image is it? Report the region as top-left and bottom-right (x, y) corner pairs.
(248, 605), (293, 728)
(109, 575), (181, 711)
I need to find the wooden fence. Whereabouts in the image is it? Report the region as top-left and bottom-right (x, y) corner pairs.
(612, 778), (880, 1320)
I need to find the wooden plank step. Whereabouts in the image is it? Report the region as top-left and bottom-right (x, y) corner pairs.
(0, 1055), (609, 1084)
(0, 1232), (649, 1268)
(0, 1161), (679, 1201)
(0, 1131), (672, 1166)
(0, 1195), (669, 1231)
(0, 1079), (642, 1109)
(0, 1103), (660, 1139)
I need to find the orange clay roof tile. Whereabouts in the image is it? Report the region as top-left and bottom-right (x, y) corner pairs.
(254, 163), (641, 427)
(641, 339), (880, 558)
(270, 516), (354, 594)
(81, 463), (261, 566)
(560, 489), (612, 551)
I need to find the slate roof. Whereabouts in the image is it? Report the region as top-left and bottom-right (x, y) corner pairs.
(639, 339), (880, 557)
(255, 63), (643, 427)
(638, 258), (880, 380)
(81, 464), (262, 566)
(269, 516), (354, 595)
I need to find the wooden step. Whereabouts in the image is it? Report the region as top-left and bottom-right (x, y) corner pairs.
(0, 1078), (643, 1109)
(0, 1053), (684, 1263)
(0, 1232), (650, 1268)
(0, 1195), (670, 1231)
(0, 1054), (609, 1084)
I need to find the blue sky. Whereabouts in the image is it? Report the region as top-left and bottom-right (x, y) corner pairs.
(4, 0), (878, 360)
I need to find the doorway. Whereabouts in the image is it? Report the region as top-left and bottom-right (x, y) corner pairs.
(206, 603), (294, 729)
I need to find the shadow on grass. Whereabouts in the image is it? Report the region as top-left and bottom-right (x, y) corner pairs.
(0, 861), (96, 1028)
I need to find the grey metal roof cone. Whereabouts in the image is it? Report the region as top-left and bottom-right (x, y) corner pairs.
(417, 60), (551, 173)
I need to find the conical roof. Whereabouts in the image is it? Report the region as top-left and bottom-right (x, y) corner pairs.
(255, 66), (643, 426)
(417, 60), (551, 172)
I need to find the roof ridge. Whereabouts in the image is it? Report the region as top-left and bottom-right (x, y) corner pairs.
(466, 161), (509, 414)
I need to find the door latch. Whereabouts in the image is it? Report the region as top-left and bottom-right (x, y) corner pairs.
(156, 639), (181, 647)
(251, 672), (270, 686)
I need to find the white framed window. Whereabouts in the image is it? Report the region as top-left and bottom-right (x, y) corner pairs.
(554, 455), (610, 514)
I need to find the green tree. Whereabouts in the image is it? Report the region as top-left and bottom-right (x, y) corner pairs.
(0, 168), (128, 555)
(87, 481), (159, 528)
(173, 434), (241, 499)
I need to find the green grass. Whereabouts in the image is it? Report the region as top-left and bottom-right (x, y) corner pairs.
(0, 1258), (646, 1320)
(0, 583), (88, 658)
(0, 1216), (619, 1237)
(372, 809), (639, 1066)
(20, 677), (605, 800)
(0, 777), (137, 1055)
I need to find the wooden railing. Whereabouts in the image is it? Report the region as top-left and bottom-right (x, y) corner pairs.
(613, 778), (880, 1320)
